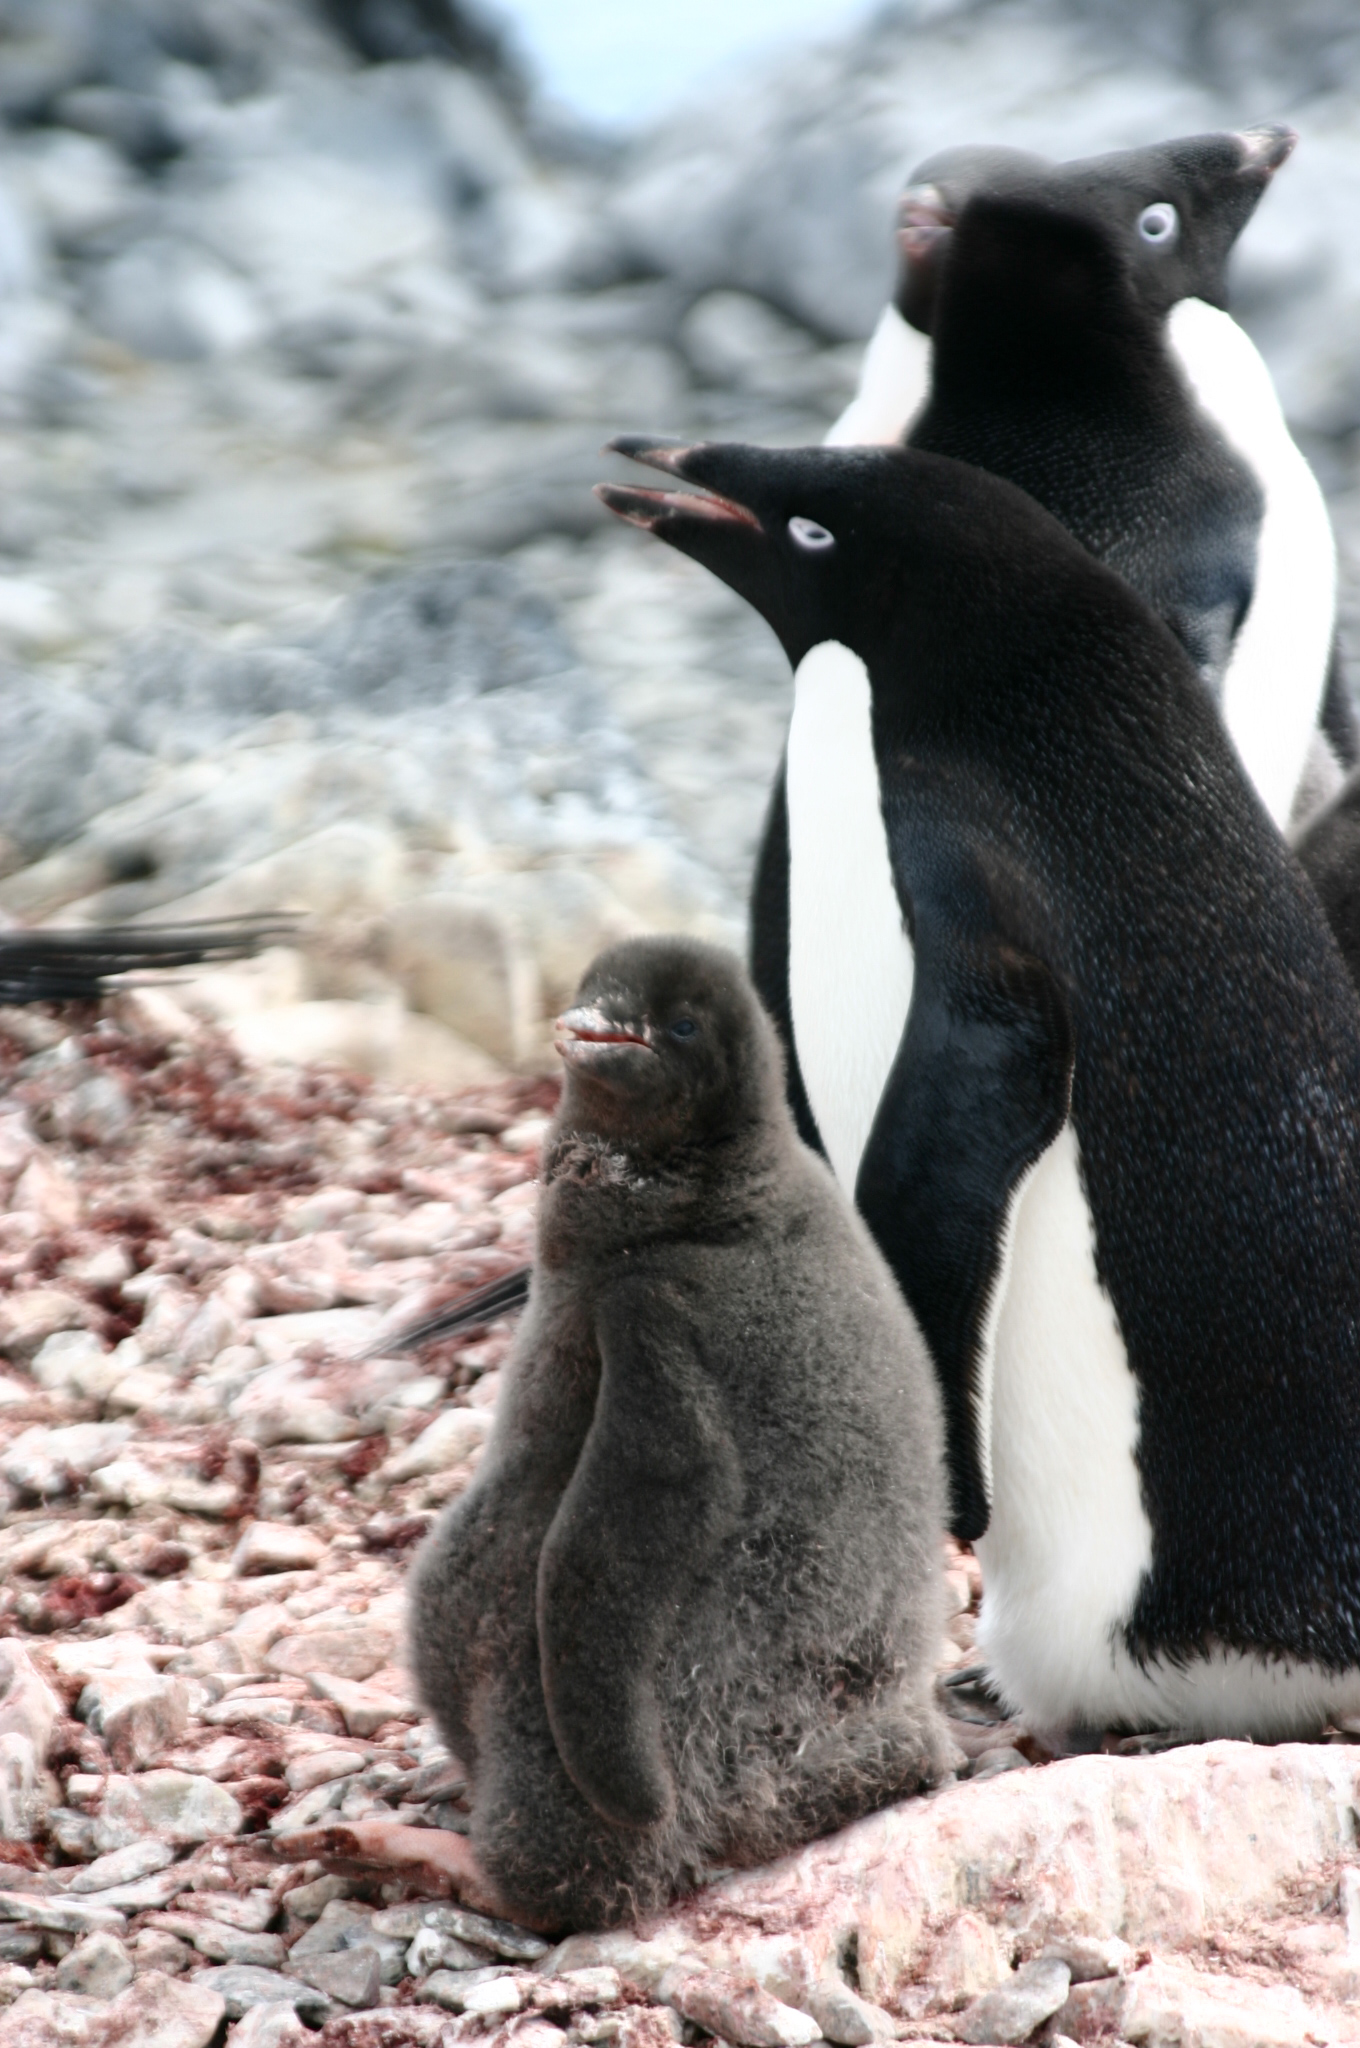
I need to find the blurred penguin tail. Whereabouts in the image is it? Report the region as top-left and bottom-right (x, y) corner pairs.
(367, 1266), (533, 1357)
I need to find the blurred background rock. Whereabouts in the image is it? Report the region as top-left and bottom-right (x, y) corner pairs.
(0, 0), (1355, 1085)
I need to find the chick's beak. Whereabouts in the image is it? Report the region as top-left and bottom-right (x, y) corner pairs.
(554, 1005), (653, 1064)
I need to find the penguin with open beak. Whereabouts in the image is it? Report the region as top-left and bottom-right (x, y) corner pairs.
(598, 436), (1360, 1746)
(409, 933), (952, 1930)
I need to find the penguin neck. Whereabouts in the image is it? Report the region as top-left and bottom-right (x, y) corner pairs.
(540, 1114), (787, 1251)
(929, 281), (1174, 417)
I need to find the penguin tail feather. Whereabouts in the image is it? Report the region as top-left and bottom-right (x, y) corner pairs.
(366, 1266), (533, 1357)
(0, 914), (301, 1006)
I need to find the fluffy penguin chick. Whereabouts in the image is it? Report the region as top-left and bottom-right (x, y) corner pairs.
(409, 935), (952, 1932)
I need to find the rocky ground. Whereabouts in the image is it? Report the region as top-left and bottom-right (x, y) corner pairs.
(0, 993), (1356, 2047)
(3, 2), (1360, 2045)
(3, 0), (1360, 1085)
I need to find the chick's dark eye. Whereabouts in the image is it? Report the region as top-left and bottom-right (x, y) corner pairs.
(788, 516), (835, 551)
(669, 1018), (697, 1039)
(1137, 202), (1178, 247)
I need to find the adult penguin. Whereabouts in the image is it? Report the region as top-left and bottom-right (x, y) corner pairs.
(370, 130), (1346, 1365)
(598, 437), (1360, 1742)
(825, 128), (1350, 818)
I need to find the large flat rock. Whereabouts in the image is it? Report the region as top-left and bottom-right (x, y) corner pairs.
(564, 1742), (1359, 2003)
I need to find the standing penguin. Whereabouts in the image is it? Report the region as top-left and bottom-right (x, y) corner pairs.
(826, 128), (1349, 815)
(409, 935), (952, 1931)
(599, 439), (1360, 1741)
(372, 128), (1344, 1363)
(752, 128), (1343, 1162)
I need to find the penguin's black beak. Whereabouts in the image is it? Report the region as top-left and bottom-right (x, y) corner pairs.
(595, 437), (762, 536)
(1235, 125), (1296, 177)
(596, 436), (823, 666)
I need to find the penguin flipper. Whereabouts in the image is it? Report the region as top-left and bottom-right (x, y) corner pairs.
(856, 931), (1073, 1545)
(536, 1287), (742, 1831)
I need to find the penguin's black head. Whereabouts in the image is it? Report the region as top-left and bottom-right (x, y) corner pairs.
(597, 435), (1071, 698)
(597, 435), (902, 670)
(897, 125), (1295, 332)
(554, 934), (785, 1152)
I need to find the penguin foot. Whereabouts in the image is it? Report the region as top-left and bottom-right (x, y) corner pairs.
(273, 1818), (553, 1928)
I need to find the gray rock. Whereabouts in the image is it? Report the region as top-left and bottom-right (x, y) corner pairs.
(30, 1329), (121, 1401)
(288, 1899), (374, 1959)
(170, 1918), (287, 1968)
(227, 2004), (312, 2048)
(663, 1972), (819, 2048)
(416, 1966), (523, 2013)
(54, 1930), (134, 1998)
(78, 1670), (189, 1771)
(290, 1942), (382, 2008)
(279, 1874), (354, 1923)
(0, 1892), (125, 1938)
(955, 1957), (1073, 2045)
(0, 1736), (47, 1847)
(801, 1982), (894, 2046)
(55, 1070), (135, 1147)
(405, 1924), (494, 1977)
(93, 1769), (243, 1849)
(66, 1837), (174, 1894)
(388, 1903), (549, 1963)
(0, 1968), (225, 2046)
(75, 1867), (189, 1913)
(132, 1929), (196, 1976)
(0, 563), (704, 928)
(45, 1809), (97, 1861)
(55, 85), (183, 169)
(192, 1962), (331, 2021)
(1040, 1934), (1135, 1983)
(0, 1422), (132, 1496)
(364, 1934), (410, 1986)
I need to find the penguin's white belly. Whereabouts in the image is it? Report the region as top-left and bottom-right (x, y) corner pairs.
(1167, 298), (1335, 833)
(978, 1122), (1360, 1739)
(824, 303), (932, 448)
(785, 640), (914, 1193)
(975, 1124), (1154, 1730)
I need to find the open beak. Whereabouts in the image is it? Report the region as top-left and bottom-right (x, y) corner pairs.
(554, 1004), (653, 1066)
(1235, 125), (1296, 177)
(595, 437), (762, 534)
(896, 183), (954, 261)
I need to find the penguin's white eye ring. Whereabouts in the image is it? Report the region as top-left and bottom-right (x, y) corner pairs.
(788, 516), (835, 551)
(1137, 202), (1179, 248)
